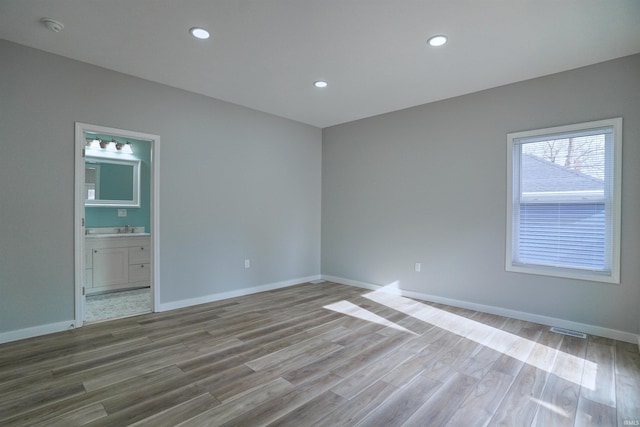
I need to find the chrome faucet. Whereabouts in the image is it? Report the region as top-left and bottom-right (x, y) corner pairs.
(116, 225), (135, 234)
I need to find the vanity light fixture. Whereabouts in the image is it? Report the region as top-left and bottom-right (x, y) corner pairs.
(314, 80), (328, 88)
(427, 35), (448, 47)
(86, 137), (134, 154)
(105, 140), (118, 152)
(116, 142), (134, 154)
(86, 137), (101, 150)
(190, 27), (210, 40)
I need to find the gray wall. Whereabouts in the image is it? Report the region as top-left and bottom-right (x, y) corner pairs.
(0, 40), (321, 333)
(322, 54), (640, 335)
(2, 37), (638, 338)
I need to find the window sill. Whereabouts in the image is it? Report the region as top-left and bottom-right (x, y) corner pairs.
(506, 262), (619, 284)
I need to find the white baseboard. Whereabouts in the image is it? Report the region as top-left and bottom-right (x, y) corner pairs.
(158, 275), (322, 312)
(322, 275), (640, 345)
(5, 276), (636, 349)
(0, 320), (76, 344)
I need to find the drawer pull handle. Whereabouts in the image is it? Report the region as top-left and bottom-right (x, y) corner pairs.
(94, 250), (98, 253)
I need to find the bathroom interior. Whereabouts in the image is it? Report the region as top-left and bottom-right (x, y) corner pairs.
(83, 132), (152, 322)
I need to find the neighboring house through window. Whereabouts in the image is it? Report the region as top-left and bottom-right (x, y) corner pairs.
(506, 118), (621, 283)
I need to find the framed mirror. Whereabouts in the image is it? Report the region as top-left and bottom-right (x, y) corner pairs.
(85, 155), (141, 207)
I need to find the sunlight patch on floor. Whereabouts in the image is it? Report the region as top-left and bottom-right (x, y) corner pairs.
(323, 300), (418, 335)
(530, 397), (572, 418)
(361, 289), (596, 390)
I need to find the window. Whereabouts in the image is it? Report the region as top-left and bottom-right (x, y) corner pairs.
(506, 118), (621, 283)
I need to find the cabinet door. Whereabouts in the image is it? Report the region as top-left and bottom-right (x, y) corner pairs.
(93, 247), (129, 287)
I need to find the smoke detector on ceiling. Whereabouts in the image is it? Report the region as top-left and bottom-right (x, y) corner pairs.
(41, 18), (64, 33)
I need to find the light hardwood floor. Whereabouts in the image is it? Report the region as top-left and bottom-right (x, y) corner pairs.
(1, 282), (638, 426)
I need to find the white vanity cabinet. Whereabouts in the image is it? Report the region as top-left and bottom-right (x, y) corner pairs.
(85, 235), (151, 295)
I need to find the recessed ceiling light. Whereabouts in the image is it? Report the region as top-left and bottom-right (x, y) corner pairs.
(314, 80), (328, 88)
(190, 27), (210, 40)
(427, 35), (448, 47)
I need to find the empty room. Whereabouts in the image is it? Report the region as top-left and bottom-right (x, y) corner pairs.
(1, 1), (639, 426)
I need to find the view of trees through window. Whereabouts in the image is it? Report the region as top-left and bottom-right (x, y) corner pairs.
(521, 135), (605, 180)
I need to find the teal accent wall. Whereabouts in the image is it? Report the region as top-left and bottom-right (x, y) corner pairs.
(85, 135), (151, 232)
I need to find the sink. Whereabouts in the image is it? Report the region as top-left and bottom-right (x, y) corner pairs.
(85, 227), (149, 238)
(86, 232), (150, 238)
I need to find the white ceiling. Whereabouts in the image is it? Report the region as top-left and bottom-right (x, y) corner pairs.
(1, 1), (639, 128)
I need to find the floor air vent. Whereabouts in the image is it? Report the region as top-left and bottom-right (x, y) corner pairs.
(550, 327), (587, 339)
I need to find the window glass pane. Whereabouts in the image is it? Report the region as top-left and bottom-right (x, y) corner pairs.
(512, 127), (612, 274)
(521, 134), (606, 181)
(518, 202), (606, 269)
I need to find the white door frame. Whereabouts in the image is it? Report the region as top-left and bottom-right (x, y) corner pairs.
(74, 122), (160, 326)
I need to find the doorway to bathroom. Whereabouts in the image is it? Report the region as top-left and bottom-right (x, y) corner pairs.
(74, 122), (160, 325)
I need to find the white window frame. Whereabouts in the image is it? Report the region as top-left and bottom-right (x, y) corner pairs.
(506, 118), (622, 284)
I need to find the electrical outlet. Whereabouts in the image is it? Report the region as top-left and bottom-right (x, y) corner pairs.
(244, 259), (250, 269)
(118, 209), (127, 217)
(415, 262), (421, 272)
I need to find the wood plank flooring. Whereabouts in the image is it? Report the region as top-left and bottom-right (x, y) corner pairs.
(1, 282), (638, 426)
